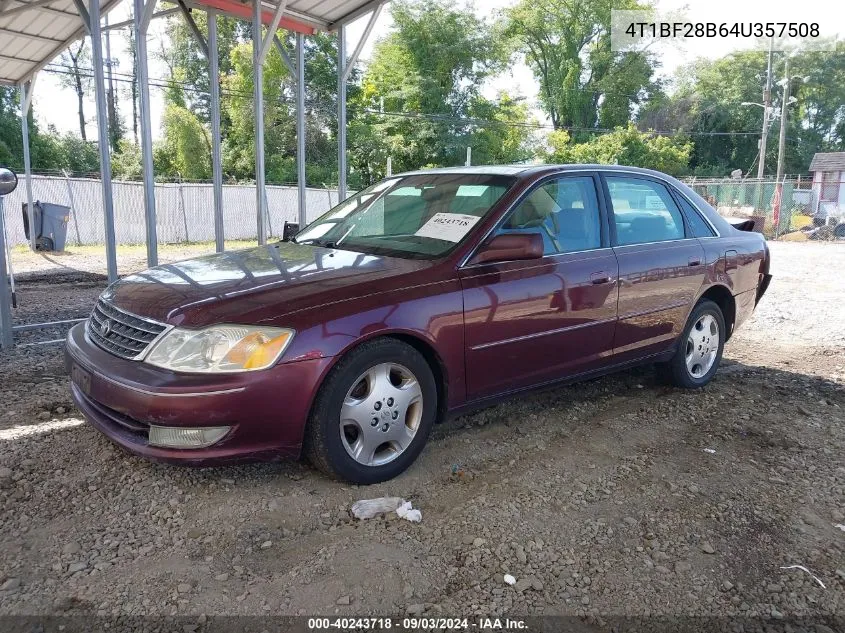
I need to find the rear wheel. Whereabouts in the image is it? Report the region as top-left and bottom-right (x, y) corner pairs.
(304, 338), (437, 484)
(662, 299), (725, 388)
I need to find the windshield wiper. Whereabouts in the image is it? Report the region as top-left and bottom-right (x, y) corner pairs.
(298, 238), (337, 248)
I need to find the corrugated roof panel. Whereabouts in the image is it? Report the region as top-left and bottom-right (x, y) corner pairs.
(0, 0), (121, 84)
(0, 0), (385, 85)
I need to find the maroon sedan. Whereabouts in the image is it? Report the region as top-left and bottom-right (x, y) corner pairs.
(66, 165), (771, 483)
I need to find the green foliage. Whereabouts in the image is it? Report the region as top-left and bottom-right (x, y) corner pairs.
(504, 0), (659, 135)
(0, 87), (23, 169)
(158, 104), (211, 180)
(350, 0), (531, 183)
(468, 93), (538, 165)
(639, 44), (845, 176)
(546, 124), (692, 176)
(112, 140), (143, 180)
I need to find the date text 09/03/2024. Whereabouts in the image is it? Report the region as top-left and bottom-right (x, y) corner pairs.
(307, 617), (528, 630)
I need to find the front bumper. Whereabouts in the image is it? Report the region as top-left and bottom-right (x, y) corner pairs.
(65, 323), (332, 465)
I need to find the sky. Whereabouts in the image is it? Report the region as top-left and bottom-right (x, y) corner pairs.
(31, 0), (845, 141)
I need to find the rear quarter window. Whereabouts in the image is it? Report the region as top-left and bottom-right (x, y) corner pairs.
(676, 195), (716, 237)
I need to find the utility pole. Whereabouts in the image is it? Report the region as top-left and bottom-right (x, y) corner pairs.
(775, 58), (791, 184)
(773, 58), (792, 239)
(104, 14), (118, 152)
(757, 38), (773, 179)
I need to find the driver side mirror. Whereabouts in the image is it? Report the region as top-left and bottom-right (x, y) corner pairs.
(0, 168), (18, 196)
(468, 233), (544, 265)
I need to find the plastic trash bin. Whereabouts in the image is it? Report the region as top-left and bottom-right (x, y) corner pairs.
(22, 201), (71, 251)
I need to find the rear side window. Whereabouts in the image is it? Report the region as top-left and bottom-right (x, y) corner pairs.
(606, 177), (686, 246)
(676, 194), (716, 237)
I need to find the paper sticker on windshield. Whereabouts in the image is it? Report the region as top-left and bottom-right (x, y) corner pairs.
(414, 213), (481, 242)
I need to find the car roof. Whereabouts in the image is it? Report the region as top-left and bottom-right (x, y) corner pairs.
(394, 164), (684, 179)
(395, 165), (535, 177)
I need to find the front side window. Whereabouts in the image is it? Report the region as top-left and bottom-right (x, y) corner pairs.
(494, 176), (602, 255)
(295, 174), (515, 259)
(606, 177), (686, 246)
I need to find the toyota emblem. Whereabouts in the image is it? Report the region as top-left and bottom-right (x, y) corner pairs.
(100, 319), (113, 337)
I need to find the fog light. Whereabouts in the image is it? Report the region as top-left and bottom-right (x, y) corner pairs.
(148, 425), (230, 449)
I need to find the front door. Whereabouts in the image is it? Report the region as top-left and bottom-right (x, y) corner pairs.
(460, 174), (619, 400)
(601, 174), (706, 362)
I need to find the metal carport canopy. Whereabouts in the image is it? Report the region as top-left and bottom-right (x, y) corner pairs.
(0, 0), (123, 85)
(0, 0), (380, 85)
(0, 0), (386, 350)
(190, 0), (384, 33)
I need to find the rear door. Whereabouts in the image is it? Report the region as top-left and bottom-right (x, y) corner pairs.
(459, 173), (619, 400)
(601, 174), (706, 362)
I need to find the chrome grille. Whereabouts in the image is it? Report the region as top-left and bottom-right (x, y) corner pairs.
(87, 299), (167, 360)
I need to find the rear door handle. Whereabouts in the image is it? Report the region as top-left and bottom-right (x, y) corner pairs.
(688, 257), (701, 267)
(590, 272), (613, 285)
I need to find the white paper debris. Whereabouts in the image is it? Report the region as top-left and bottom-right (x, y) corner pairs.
(351, 497), (404, 520)
(396, 501), (422, 523)
(835, 524), (845, 532)
(396, 500), (422, 523)
(779, 565), (826, 589)
(414, 213), (481, 243)
(503, 574), (516, 586)
(703, 448), (716, 454)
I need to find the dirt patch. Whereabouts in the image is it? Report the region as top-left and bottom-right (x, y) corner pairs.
(0, 241), (843, 620)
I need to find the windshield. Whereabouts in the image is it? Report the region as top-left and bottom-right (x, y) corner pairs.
(294, 173), (516, 258)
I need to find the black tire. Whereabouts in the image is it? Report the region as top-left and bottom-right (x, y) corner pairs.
(661, 299), (726, 389)
(303, 338), (438, 484)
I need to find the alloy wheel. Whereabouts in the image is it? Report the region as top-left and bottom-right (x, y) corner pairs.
(339, 362), (423, 467)
(685, 313), (720, 379)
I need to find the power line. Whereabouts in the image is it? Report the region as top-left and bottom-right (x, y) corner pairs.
(40, 63), (767, 138)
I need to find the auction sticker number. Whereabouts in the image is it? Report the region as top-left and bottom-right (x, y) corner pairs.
(414, 213), (481, 242)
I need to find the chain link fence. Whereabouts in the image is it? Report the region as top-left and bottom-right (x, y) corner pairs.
(1, 174), (343, 247)
(682, 176), (845, 240)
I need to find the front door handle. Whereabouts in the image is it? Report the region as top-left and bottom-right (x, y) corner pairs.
(590, 272), (613, 285)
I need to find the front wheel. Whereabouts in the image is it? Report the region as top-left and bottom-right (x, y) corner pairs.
(304, 338), (438, 484)
(662, 299), (726, 388)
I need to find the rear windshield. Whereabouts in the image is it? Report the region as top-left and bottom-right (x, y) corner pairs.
(295, 174), (516, 258)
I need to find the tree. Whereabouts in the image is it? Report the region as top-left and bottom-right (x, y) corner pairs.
(504, 0), (659, 135)
(468, 93), (538, 165)
(639, 45), (845, 176)
(126, 21), (139, 145)
(545, 124), (692, 176)
(57, 38), (92, 141)
(221, 39), (295, 181)
(158, 104), (212, 180)
(351, 0), (512, 180)
(161, 12), (245, 129)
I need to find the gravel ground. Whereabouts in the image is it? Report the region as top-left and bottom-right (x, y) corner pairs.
(0, 241), (843, 625)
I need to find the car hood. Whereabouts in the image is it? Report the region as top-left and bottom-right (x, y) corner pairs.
(102, 242), (435, 328)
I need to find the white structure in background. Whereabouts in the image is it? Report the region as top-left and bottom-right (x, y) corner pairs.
(809, 152), (845, 224)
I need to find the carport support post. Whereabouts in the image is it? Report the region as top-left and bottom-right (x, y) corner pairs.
(335, 6), (382, 201)
(19, 80), (35, 252)
(89, 0), (119, 282)
(209, 12), (224, 252)
(296, 32), (305, 226)
(0, 197), (13, 349)
(253, 0), (267, 244)
(337, 24), (346, 201)
(135, 0), (158, 268)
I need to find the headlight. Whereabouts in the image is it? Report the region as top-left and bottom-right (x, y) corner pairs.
(145, 325), (294, 373)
